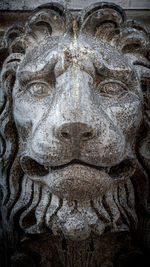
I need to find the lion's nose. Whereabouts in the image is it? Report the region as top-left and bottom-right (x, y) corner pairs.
(57, 122), (95, 142)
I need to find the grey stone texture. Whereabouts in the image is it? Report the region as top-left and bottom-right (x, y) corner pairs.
(0, 1), (150, 266)
(0, 0), (150, 10)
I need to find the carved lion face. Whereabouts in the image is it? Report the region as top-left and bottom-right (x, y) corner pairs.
(1, 2), (150, 241)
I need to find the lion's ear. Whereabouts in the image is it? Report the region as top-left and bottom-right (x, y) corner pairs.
(116, 20), (149, 54)
(1, 53), (24, 95)
(0, 24), (24, 69)
(78, 2), (125, 39)
(24, 3), (72, 48)
(0, 24), (25, 95)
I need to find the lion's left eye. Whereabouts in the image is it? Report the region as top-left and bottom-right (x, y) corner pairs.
(97, 80), (127, 98)
(28, 82), (52, 97)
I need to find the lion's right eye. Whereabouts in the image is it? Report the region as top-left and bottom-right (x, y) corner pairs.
(96, 80), (127, 98)
(28, 82), (52, 97)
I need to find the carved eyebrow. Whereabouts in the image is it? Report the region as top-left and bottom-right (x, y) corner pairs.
(18, 69), (48, 81)
(17, 46), (59, 82)
(95, 64), (133, 83)
(17, 68), (56, 86)
(17, 61), (57, 84)
(88, 50), (132, 83)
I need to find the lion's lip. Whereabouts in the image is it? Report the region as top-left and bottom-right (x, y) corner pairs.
(20, 155), (135, 179)
(20, 156), (108, 177)
(50, 159), (106, 171)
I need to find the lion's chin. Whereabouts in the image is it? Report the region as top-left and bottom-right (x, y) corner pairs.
(50, 202), (103, 241)
(46, 194), (130, 241)
(51, 199), (98, 241)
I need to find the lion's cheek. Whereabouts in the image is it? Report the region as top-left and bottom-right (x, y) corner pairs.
(13, 97), (49, 142)
(80, 129), (126, 166)
(106, 98), (142, 136)
(30, 134), (73, 165)
(13, 102), (33, 142)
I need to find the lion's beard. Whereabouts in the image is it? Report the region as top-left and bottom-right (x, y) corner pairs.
(3, 166), (137, 241)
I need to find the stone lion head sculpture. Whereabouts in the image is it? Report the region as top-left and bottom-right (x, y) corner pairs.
(0, 2), (150, 244)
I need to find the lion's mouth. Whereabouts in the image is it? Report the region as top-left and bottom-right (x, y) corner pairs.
(20, 156), (135, 180)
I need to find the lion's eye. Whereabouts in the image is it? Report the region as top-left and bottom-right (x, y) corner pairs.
(28, 82), (52, 97)
(97, 80), (127, 98)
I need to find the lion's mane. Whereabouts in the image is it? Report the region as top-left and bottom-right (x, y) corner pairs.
(0, 2), (150, 244)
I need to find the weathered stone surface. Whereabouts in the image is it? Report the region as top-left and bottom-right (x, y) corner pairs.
(0, 2), (150, 266)
(0, 0), (150, 10)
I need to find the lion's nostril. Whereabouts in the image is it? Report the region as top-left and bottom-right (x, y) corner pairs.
(82, 132), (93, 140)
(57, 123), (95, 142)
(61, 131), (70, 139)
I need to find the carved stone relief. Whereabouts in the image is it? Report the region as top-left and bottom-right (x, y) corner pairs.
(0, 2), (150, 266)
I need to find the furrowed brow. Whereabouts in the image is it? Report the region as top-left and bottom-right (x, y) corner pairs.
(17, 61), (56, 84)
(17, 48), (58, 82)
(95, 60), (133, 83)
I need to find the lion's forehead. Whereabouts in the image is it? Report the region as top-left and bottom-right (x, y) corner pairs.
(18, 37), (132, 77)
